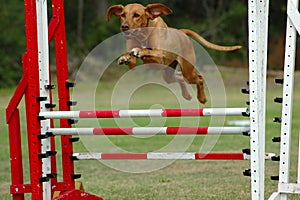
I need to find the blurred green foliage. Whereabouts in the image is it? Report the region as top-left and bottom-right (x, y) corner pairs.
(0, 0), (291, 88)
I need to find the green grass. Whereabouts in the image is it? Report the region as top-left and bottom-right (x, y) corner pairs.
(1, 67), (300, 199)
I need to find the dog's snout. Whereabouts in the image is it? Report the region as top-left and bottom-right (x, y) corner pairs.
(121, 23), (129, 31)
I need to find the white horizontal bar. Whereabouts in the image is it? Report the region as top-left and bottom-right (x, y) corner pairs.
(202, 108), (248, 116)
(119, 109), (163, 117)
(132, 127), (167, 135)
(147, 152), (195, 159)
(73, 153), (102, 160)
(49, 128), (93, 135)
(207, 127), (250, 134)
(40, 111), (80, 119)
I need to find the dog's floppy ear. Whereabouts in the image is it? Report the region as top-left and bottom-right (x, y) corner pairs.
(107, 5), (124, 21)
(145, 4), (173, 19)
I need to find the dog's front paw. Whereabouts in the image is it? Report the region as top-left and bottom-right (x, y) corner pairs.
(129, 48), (142, 58)
(118, 55), (131, 65)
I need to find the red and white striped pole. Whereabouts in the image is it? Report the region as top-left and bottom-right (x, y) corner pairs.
(72, 152), (276, 161)
(39, 108), (249, 119)
(48, 126), (250, 136)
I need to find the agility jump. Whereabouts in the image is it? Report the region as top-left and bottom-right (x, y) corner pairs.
(5, 0), (263, 199)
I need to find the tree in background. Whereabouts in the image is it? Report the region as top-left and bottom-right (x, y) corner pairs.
(0, 2), (25, 88)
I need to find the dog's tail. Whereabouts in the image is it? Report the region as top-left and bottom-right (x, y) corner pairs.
(181, 29), (242, 51)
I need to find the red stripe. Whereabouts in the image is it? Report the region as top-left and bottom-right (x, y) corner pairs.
(198, 109), (204, 116)
(79, 110), (120, 118)
(166, 127), (208, 134)
(93, 128), (133, 135)
(162, 109), (204, 117)
(101, 153), (147, 160)
(195, 153), (244, 160)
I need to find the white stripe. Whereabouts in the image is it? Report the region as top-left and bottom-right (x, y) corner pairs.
(243, 154), (251, 160)
(132, 127), (167, 135)
(243, 153), (276, 160)
(264, 153), (277, 160)
(39, 111), (80, 119)
(202, 108), (248, 116)
(73, 153), (102, 160)
(49, 128), (94, 135)
(147, 152), (195, 160)
(119, 109), (163, 117)
(207, 127), (250, 134)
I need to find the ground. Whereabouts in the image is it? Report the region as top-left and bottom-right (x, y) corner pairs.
(1, 66), (300, 199)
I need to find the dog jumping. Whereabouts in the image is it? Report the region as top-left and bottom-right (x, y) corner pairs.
(107, 3), (242, 104)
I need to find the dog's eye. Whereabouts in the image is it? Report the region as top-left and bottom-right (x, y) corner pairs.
(120, 13), (125, 18)
(133, 13), (140, 18)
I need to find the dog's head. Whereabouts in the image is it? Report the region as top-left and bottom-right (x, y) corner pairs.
(107, 3), (172, 39)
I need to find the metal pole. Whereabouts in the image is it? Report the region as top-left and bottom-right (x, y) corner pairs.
(248, 0), (269, 199)
(48, 126), (250, 135)
(36, 0), (52, 199)
(277, 0), (298, 199)
(39, 108), (249, 119)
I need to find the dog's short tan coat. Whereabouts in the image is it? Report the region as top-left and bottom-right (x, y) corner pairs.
(107, 3), (242, 104)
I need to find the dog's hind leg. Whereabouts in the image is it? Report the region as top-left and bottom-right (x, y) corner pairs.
(161, 61), (192, 101)
(179, 59), (207, 104)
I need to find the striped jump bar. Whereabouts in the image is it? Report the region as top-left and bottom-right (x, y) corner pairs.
(48, 126), (250, 135)
(39, 108), (249, 119)
(72, 152), (276, 160)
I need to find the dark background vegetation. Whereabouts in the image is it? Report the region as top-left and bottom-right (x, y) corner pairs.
(0, 0), (298, 88)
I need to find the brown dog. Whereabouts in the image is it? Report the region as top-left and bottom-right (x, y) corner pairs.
(107, 3), (242, 104)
